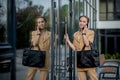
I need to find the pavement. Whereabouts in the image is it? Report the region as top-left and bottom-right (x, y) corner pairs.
(16, 49), (41, 80)
(0, 48), (120, 80)
(0, 49), (40, 80)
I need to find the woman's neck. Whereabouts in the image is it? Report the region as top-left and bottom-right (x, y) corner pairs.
(40, 29), (46, 33)
(79, 28), (83, 32)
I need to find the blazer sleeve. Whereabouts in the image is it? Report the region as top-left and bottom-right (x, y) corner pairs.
(88, 30), (94, 43)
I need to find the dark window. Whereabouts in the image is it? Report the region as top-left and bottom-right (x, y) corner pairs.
(100, 0), (120, 20)
(107, 37), (114, 54)
(114, 0), (120, 20)
(116, 37), (120, 53)
(100, 29), (120, 54)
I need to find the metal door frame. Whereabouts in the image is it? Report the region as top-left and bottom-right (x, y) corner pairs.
(50, 0), (75, 80)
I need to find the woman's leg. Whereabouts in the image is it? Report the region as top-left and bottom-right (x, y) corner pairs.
(87, 68), (98, 80)
(77, 71), (86, 80)
(25, 67), (37, 80)
(39, 70), (48, 80)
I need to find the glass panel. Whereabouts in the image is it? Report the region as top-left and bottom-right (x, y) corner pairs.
(115, 0), (120, 20)
(108, 0), (113, 12)
(107, 37), (114, 54)
(0, 0), (7, 43)
(101, 36), (105, 53)
(75, 0), (83, 16)
(117, 37), (120, 53)
(99, 0), (106, 20)
(87, 0), (90, 3)
(99, 0), (106, 12)
(92, 0), (95, 7)
(108, 0), (114, 20)
(16, 0), (51, 79)
(116, 0), (120, 12)
(16, 0), (51, 48)
(114, 12), (120, 20)
(100, 13), (106, 20)
(100, 0), (120, 20)
(108, 13), (113, 20)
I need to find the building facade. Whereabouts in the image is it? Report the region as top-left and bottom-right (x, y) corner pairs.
(98, 0), (120, 54)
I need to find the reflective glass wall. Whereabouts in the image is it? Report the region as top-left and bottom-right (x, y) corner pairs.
(16, 0), (51, 80)
(0, 0), (7, 43)
(16, 0), (51, 48)
(15, 0), (98, 80)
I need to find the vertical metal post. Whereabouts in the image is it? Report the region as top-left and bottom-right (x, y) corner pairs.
(68, 0), (72, 80)
(7, 0), (16, 80)
(65, 17), (68, 79)
(105, 31), (107, 54)
(72, 0), (76, 80)
(114, 36), (117, 53)
(54, 19), (59, 80)
(50, 0), (55, 80)
(12, 0), (16, 80)
(78, 0), (80, 16)
(89, 1), (91, 28)
(83, 0), (86, 15)
(106, 0), (108, 20)
(57, 0), (61, 79)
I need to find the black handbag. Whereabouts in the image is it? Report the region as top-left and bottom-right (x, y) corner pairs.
(22, 46), (45, 67)
(77, 43), (99, 68)
(22, 35), (46, 67)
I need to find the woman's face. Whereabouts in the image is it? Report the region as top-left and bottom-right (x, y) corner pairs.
(36, 18), (45, 30)
(79, 17), (88, 29)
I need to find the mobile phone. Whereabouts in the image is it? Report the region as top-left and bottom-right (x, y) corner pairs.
(82, 27), (84, 30)
(39, 28), (42, 31)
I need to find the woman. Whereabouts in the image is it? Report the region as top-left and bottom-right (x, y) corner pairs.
(25, 16), (51, 80)
(64, 16), (98, 80)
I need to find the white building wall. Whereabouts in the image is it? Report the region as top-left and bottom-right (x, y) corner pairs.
(97, 21), (120, 29)
(96, 0), (99, 29)
(96, 0), (120, 29)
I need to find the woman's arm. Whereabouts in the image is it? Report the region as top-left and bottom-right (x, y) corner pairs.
(82, 34), (90, 46)
(31, 34), (40, 46)
(64, 34), (76, 51)
(82, 27), (94, 46)
(31, 26), (41, 46)
(82, 27), (91, 46)
(31, 30), (40, 46)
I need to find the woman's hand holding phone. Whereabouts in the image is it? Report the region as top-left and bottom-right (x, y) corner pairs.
(37, 26), (40, 35)
(82, 26), (87, 32)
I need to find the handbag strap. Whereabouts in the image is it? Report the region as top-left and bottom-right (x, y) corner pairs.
(82, 41), (93, 51)
(30, 35), (41, 50)
(37, 35), (41, 50)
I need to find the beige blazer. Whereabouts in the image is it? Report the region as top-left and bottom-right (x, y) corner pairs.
(73, 29), (94, 51)
(30, 30), (51, 70)
(73, 29), (95, 71)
